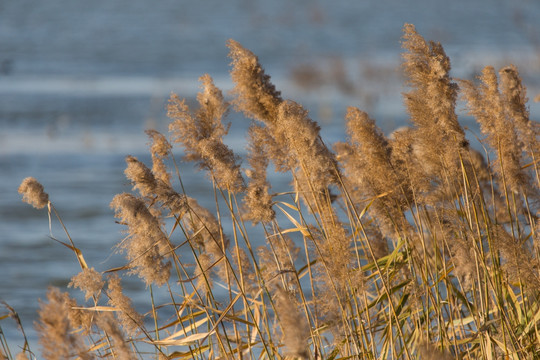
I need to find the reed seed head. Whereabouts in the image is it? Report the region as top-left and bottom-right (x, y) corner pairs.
(35, 287), (91, 360)
(274, 288), (310, 359)
(227, 39), (282, 124)
(107, 275), (143, 337)
(97, 312), (135, 360)
(69, 267), (105, 301)
(146, 129), (173, 186)
(18, 177), (49, 209)
(168, 76), (245, 191)
(110, 193), (172, 286)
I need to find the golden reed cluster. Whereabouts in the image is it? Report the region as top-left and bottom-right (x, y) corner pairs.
(9, 24), (540, 359)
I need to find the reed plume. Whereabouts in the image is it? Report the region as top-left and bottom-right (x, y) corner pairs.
(96, 312), (135, 360)
(338, 107), (411, 239)
(227, 39), (282, 124)
(145, 129), (173, 186)
(461, 66), (533, 195)
(256, 234), (299, 291)
(168, 75), (244, 191)
(124, 155), (157, 199)
(242, 124), (275, 224)
(273, 288), (310, 359)
(276, 100), (339, 194)
(15, 352), (29, 360)
(499, 66), (537, 151)
(401, 23), (467, 181)
(124, 155), (187, 215)
(193, 253), (214, 296)
(68, 268), (104, 301)
(35, 288), (91, 360)
(491, 225), (540, 289)
(18, 177), (49, 209)
(110, 193), (171, 286)
(106, 275), (143, 337)
(185, 197), (230, 285)
(227, 40), (293, 172)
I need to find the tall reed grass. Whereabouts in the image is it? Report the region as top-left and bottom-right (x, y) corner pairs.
(4, 23), (540, 359)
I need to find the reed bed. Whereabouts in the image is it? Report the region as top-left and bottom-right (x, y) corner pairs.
(4, 24), (540, 359)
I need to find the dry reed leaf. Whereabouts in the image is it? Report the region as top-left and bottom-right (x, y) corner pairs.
(177, 310), (205, 323)
(155, 311), (210, 335)
(279, 227), (309, 235)
(50, 237), (89, 270)
(168, 345), (212, 359)
(87, 341), (109, 353)
(71, 306), (119, 312)
(276, 201), (300, 212)
(356, 197), (375, 220)
(276, 204), (310, 237)
(250, 306), (261, 344)
(448, 314), (475, 328)
(147, 330), (215, 346)
(150, 294), (241, 346)
(166, 317), (209, 339)
(520, 304), (540, 337)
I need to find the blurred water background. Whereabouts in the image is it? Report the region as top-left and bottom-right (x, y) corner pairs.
(1, 0), (540, 351)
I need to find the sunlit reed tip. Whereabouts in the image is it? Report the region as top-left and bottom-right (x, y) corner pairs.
(18, 177), (49, 209)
